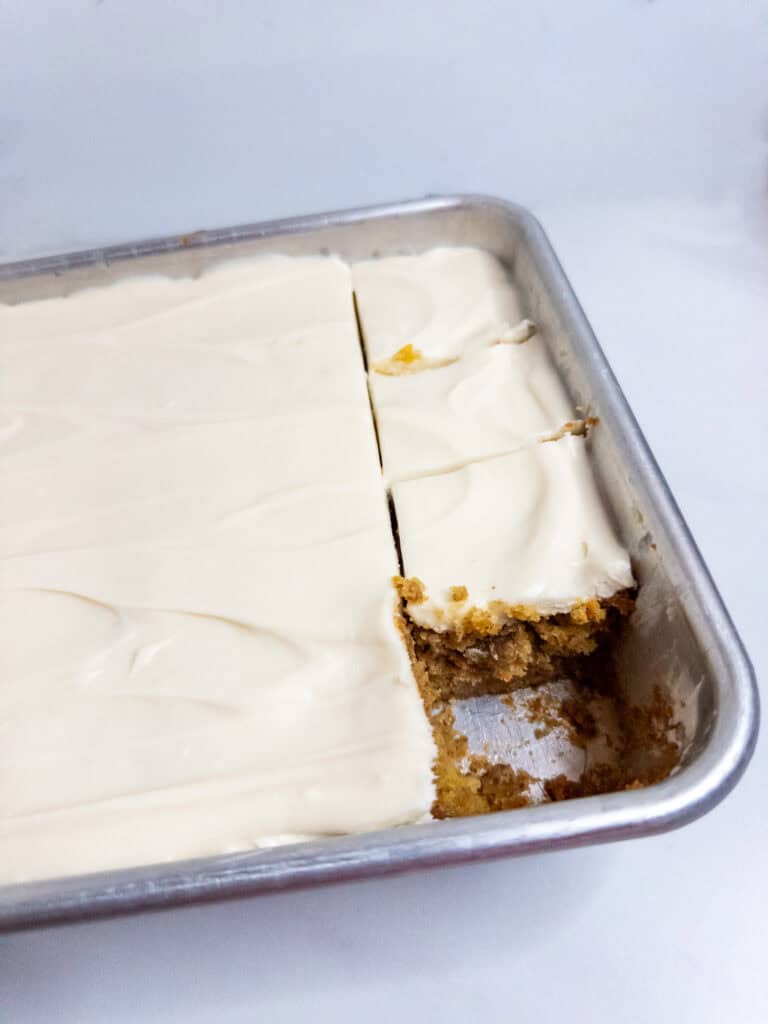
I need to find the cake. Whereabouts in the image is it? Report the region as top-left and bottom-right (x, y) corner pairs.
(0, 246), (643, 884)
(0, 256), (435, 884)
(390, 438), (635, 698)
(353, 248), (636, 813)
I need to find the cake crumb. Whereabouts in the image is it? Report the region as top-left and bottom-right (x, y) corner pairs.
(449, 585), (468, 603)
(373, 343), (424, 375)
(470, 758), (535, 811)
(558, 697), (598, 747)
(543, 416), (599, 442)
(392, 343), (421, 366)
(178, 230), (205, 247)
(523, 693), (562, 737)
(393, 575), (427, 604)
(569, 598), (606, 624)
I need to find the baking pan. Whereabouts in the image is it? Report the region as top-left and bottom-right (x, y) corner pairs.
(0, 195), (758, 931)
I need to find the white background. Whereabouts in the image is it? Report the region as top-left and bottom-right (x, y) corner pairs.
(1, 2), (767, 1020)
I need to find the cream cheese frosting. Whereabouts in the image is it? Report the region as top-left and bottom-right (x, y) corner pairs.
(0, 256), (436, 884)
(0, 244), (635, 884)
(352, 247), (527, 368)
(368, 339), (575, 483)
(354, 248), (633, 630)
(391, 436), (635, 630)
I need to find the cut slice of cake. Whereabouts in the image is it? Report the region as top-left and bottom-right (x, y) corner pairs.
(391, 436), (635, 699)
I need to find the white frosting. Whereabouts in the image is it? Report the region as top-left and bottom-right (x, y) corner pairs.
(391, 436), (635, 629)
(369, 339), (575, 483)
(0, 245), (635, 882)
(352, 247), (524, 366)
(355, 247), (632, 628)
(0, 256), (435, 884)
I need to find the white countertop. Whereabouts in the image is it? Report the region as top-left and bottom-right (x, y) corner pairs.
(1, 2), (766, 1021)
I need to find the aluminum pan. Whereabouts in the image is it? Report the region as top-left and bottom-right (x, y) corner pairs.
(0, 195), (758, 931)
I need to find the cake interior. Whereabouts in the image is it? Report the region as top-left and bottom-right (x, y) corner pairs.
(394, 578), (679, 819)
(402, 586), (635, 700)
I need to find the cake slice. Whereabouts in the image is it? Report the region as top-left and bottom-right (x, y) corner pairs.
(353, 247), (634, 702)
(391, 436), (635, 699)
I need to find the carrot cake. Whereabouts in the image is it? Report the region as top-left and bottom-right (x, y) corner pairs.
(0, 256), (435, 884)
(0, 245), (640, 883)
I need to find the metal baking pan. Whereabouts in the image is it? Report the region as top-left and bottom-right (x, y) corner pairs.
(0, 194), (758, 931)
